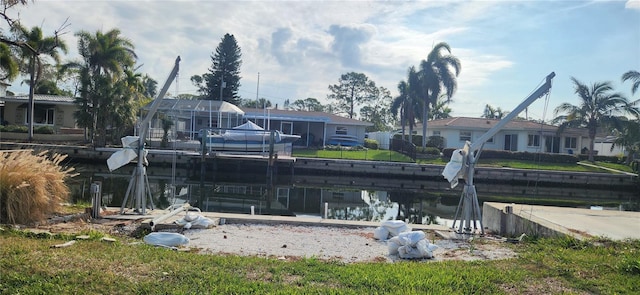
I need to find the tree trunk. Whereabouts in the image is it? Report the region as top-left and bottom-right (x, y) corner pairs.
(27, 57), (36, 142)
(588, 137), (596, 162)
(422, 99), (429, 148)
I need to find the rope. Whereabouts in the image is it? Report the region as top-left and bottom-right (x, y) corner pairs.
(522, 79), (553, 221)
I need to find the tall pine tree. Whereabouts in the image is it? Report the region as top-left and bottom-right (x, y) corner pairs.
(204, 33), (242, 104)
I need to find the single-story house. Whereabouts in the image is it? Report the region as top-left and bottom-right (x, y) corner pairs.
(143, 99), (245, 140)
(414, 117), (591, 155)
(0, 84), (78, 131)
(145, 99), (372, 147)
(241, 107), (372, 147)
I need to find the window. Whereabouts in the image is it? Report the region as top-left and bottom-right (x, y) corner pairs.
(25, 105), (55, 125)
(564, 137), (577, 149)
(281, 122), (293, 135)
(459, 131), (471, 141)
(528, 134), (540, 147)
(336, 126), (347, 135)
(487, 136), (494, 143)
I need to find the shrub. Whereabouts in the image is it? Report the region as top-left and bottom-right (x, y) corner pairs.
(2, 125), (28, 133)
(364, 139), (379, 149)
(418, 146), (441, 155)
(324, 145), (366, 151)
(392, 133), (423, 146)
(0, 150), (76, 224)
(34, 126), (55, 134)
(577, 154), (621, 163)
(426, 136), (445, 150)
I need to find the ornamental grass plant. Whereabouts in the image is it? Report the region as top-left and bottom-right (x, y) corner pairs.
(0, 150), (76, 224)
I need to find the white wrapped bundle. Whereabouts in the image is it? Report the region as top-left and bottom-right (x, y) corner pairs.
(380, 220), (412, 237)
(397, 231), (425, 246)
(373, 226), (390, 240)
(387, 236), (402, 255)
(143, 232), (190, 247)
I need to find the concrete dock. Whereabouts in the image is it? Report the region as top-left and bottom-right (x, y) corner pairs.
(103, 207), (450, 232)
(483, 202), (640, 240)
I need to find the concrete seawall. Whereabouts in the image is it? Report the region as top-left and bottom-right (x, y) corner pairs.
(1, 141), (637, 191)
(482, 202), (640, 240)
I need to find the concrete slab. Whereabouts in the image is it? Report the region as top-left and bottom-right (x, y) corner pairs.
(100, 207), (450, 232)
(483, 202), (640, 240)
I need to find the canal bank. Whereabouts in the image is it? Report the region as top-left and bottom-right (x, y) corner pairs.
(1, 141), (638, 192)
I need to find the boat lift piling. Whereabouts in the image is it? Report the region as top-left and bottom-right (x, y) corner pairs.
(443, 72), (555, 235)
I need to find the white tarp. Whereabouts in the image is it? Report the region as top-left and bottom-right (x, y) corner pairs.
(442, 142), (470, 189)
(373, 220), (412, 240)
(143, 232), (189, 247)
(387, 231), (438, 259)
(174, 212), (216, 229)
(106, 136), (148, 172)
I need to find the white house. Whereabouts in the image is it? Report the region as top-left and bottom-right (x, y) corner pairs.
(416, 117), (591, 155)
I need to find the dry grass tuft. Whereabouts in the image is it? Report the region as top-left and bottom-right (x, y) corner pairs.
(0, 150), (77, 224)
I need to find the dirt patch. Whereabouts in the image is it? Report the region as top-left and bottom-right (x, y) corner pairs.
(183, 223), (518, 263)
(17, 214), (518, 264)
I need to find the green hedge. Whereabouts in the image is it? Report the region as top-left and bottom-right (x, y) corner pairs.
(0, 125), (28, 133)
(0, 125), (55, 134)
(417, 146), (441, 155)
(392, 134), (445, 149)
(364, 139), (379, 150)
(442, 148), (578, 164)
(576, 154), (624, 163)
(34, 126), (55, 134)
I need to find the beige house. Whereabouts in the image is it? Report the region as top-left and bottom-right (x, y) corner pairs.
(0, 83), (78, 131)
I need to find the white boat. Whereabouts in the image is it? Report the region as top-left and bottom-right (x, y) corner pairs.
(205, 121), (300, 153)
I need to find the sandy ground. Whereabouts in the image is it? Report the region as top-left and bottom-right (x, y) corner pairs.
(25, 215), (517, 264)
(182, 223), (517, 263)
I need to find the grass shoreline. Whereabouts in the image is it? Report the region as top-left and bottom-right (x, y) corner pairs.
(1, 226), (638, 294)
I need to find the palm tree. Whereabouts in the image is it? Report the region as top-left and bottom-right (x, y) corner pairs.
(15, 25), (67, 141)
(0, 43), (19, 80)
(390, 80), (409, 140)
(611, 119), (640, 165)
(418, 42), (461, 148)
(622, 70), (640, 104)
(390, 66), (421, 143)
(482, 104), (505, 119)
(142, 74), (158, 98)
(429, 94), (453, 120)
(71, 29), (137, 146)
(553, 77), (639, 162)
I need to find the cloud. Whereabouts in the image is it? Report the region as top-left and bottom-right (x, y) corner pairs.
(5, 0), (634, 123)
(626, 0), (640, 9)
(269, 28), (298, 66)
(328, 24), (376, 68)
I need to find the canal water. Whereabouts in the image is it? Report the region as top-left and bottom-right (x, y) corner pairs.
(68, 163), (639, 225)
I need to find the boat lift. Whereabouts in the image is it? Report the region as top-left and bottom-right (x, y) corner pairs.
(442, 72), (555, 234)
(107, 57), (181, 214)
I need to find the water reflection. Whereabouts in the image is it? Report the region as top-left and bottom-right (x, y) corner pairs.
(68, 164), (639, 224)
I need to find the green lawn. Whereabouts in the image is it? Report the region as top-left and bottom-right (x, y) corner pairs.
(293, 149), (639, 174)
(1, 228), (638, 294)
(293, 149), (414, 162)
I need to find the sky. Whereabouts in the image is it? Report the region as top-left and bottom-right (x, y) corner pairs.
(8, 0), (640, 122)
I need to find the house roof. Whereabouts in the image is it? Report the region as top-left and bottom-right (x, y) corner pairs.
(144, 99), (244, 115)
(418, 117), (588, 136)
(1, 94), (76, 105)
(241, 107), (373, 126)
